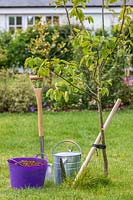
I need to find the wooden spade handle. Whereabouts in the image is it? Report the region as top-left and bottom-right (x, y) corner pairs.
(34, 88), (43, 137)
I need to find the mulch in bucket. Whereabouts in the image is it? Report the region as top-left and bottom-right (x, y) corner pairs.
(8, 157), (48, 189)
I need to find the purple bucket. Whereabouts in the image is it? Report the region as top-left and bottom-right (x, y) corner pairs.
(8, 157), (48, 189)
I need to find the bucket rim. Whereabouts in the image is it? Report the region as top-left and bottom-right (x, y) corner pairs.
(8, 157), (48, 168)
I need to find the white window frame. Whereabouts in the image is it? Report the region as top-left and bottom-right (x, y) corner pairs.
(27, 16), (40, 27)
(46, 15), (60, 25)
(8, 15), (23, 33)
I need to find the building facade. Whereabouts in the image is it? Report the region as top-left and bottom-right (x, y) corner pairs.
(0, 0), (133, 33)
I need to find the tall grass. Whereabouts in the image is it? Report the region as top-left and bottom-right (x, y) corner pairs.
(0, 109), (133, 199)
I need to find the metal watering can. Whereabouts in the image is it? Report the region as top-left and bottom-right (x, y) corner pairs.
(52, 140), (82, 184)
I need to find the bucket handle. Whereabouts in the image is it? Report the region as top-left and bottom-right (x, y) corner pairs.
(35, 153), (48, 161)
(52, 140), (82, 155)
(8, 159), (24, 166)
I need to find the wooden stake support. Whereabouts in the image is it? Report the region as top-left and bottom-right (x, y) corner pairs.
(75, 98), (121, 181)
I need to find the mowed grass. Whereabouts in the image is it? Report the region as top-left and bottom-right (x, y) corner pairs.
(0, 109), (133, 200)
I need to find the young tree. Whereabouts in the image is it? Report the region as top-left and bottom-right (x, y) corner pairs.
(25, 0), (133, 176)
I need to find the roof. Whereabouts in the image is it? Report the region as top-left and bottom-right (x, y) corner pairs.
(0, 0), (50, 7)
(0, 0), (132, 8)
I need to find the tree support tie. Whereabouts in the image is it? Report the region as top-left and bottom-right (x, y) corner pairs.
(92, 144), (106, 149)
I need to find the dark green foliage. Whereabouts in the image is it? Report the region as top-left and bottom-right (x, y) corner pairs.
(0, 69), (36, 112)
(0, 31), (12, 68)
(0, 24), (132, 110)
(71, 26), (132, 108)
(0, 26), (73, 68)
(111, 23), (133, 66)
(0, 31), (12, 49)
(95, 28), (109, 37)
(101, 60), (129, 107)
(42, 84), (89, 111)
(0, 47), (7, 67)
(0, 25), (74, 68)
(28, 24), (74, 62)
(0, 30), (34, 68)
(5, 29), (37, 68)
(47, 25), (74, 61)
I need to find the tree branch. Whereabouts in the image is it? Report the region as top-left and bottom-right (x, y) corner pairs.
(102, 0), (105, 36)
(52, 69), (97, 101)
(100, 2), (128, 70)
(75, 7), (85, 29)
(63, 0), (73, 35)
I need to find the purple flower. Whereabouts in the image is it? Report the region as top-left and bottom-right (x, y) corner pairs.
(29, 106), (35, 112)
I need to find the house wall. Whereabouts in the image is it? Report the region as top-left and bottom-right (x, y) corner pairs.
(59, 7), (121, 30)
(0, 6), (123, 32)
(0, 15), (7, 31)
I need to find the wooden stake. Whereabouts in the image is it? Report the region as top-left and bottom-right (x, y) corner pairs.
(75, 98), (121, 181)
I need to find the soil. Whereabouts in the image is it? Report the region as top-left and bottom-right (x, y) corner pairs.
(17, 160), (44, 166)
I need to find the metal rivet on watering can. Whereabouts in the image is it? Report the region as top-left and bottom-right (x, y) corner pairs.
(52, 140), (82, 184)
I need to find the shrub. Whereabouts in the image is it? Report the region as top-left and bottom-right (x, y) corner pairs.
(0, 31), (12, 68)
(42, 84), (89, 111)
(0, 25), (74, 69)
(0, 70), (36, 113)
(47, 25), (74, 61)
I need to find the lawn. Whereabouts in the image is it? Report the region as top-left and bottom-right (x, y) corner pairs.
(0, 109), (133, 200)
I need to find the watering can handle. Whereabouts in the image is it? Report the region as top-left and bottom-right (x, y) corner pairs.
(52, 140), (82, 155)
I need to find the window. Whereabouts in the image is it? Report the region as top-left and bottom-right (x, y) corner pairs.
(46, 16), (59, 25)
(46, 16), (52, 25)
(27, 16), (33, 26)
(9, 16), (22, 33)
(53, 16), (59, 25)
(27, 16), (40, 27)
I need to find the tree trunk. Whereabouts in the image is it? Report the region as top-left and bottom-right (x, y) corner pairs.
(102, 0), (105, 36)
(97, 64), (108, 176)
(97, 100), (108, 176)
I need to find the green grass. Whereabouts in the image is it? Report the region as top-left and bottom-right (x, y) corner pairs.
(0, 109), (133, 200)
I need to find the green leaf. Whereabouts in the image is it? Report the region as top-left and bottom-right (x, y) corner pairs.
(107, 39), (116, 48)
(34, 57), (43, 66)
(64, 91), (69, 102)
(73, 28), (81, 33)
(69, 8), (77, 18)
(46, 88), (54, 100)
(85, 16), (94, 24)
(24, 57), (34, 68)
(54, 89), (63, 101)
(101, 87), (109, 96)
(80, 55), (88, 66)
(107, 80), (112, 86)
(38, 67), (50, 77)
(89, 64), (94, 71)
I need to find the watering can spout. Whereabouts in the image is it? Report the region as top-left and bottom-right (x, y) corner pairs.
(60, 158), (67, 181)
